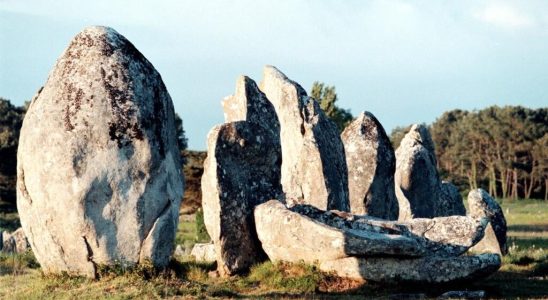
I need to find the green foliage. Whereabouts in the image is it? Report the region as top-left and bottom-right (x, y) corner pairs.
(390, 106), (548, 200)
(174, 112), (188, 166)
(389, 124), (413, 149)
(195, 208), (210, 243)
(0, 251), (39, 276)
(244, 261), (322, 294)
(310, 82), (353, 132)
(0, 211), (20, 231)
(0, 98), (26, 210)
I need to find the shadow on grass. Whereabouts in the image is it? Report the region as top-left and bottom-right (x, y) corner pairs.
(471, 270), (548, 298)
(508, 224), (548, 232)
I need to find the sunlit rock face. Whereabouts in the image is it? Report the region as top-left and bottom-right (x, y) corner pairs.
(260, 66), (349, 211)
(17, 26), (183, 278)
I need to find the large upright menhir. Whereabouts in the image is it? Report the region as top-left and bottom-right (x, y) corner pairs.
(16, 26), (184, 278)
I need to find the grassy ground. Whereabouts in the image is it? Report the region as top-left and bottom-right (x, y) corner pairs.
(0, 199), (546, 299)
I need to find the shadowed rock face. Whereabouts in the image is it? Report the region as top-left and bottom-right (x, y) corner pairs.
(259, 66), (349, 211)
(468, 189), (508, 255)
(395, 124), (465, 220)
(319, 253), (501, 284)
(16, 26), (183, 278)
(202, 76), (282, 276)
(341, 112), (398, 220)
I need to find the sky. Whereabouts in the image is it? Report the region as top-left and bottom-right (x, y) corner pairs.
(1, 0), (547, 150)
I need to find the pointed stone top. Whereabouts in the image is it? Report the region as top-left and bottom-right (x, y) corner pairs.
(263, 65), (288, 81)
(260, 65), (307, 99)
(402, 124), (435, 154)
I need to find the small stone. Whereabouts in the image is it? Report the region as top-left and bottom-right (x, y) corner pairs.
(174, 245), (185, 257)
(191, 243), (216, 262)
(467, 189), (508, 255)
(1, 228), (30, 254)
(438, 290), (486, 299)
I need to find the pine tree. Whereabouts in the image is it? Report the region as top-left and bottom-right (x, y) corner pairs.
(310, 82), (353, 132)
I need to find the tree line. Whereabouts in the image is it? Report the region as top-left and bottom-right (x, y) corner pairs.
(391, 106), (548, 200)
(1, 85), (547, 209)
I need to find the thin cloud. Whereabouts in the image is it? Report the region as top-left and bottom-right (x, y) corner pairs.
(474, 2), (535, 30)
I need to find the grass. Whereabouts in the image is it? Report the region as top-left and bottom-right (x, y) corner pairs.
(0, 211), (20, 232)
(0, 198), (547, 298)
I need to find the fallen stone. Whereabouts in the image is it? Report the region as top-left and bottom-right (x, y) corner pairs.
(259, 66), (349, 211)
(202, 76), (282, 276)
(255, 200), (429, 263)
(467, 189), (508, 255)
(341, 111), (398, 220)
(16, 26), (183, 277)
(290, 204), (488, 257)
(395, 124), (465, 220)
(319, 253), (501, 284)
(191, 243), (216, 262)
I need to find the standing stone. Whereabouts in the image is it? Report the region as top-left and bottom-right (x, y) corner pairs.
(259, 66), (349, 211)
(16, 26), (184, 277)
(468, 189), (508, 255)
(202, 76), (282, 276)
(395, 124), (465, 220)
(0, 228), (30, 254)
(439, 181), (466, 217)
(341, 111), (398, 219)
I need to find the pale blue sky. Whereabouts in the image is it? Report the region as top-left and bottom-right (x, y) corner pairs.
(1, 0), (547, 149)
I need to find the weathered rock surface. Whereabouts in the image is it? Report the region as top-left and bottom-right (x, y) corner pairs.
(1, 228), (30, 254)
(254, 200), (425, 263)
(16, 26), (183, 277)
(439, 181), (466, 217)
(438, 290), (486, 299)
(319, 253), (501, 283)
(259, 66), (349, 211)
(202, 76), (282, 276)
(191, 243), (216, 262)
(467, 189), (508, 255)
(341, 111), (398, 219)
(289, 203), (488, 257)
(395, 124), (465, 220)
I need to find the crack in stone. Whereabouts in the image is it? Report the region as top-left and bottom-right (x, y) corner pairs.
(82, 236), (97, 278)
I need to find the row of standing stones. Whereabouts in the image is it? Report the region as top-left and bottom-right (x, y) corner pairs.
(11, 26), (507, 285)
(201, 65), (507, 283)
